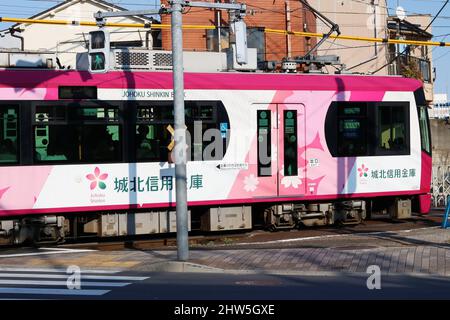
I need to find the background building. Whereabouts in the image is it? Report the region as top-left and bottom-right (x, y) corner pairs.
(159, 0), (317, 63)
(308, 0), (434, 104)
(387, 14), (434, 104)
(308, 0), (390, 75)
(0, 0), (158, 67)
(430, 94), (449, 119)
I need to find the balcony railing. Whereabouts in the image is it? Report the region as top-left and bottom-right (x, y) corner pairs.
(388, 54), (432, 83)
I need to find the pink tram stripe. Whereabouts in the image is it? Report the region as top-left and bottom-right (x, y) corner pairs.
(0, 190), (426, 217)
(420, 151), (432, 193)
(419, 151), (432, 214)
(0, 70), (423, 92)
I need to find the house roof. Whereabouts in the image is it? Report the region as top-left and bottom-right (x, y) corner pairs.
(387, 17), (433, 39)
(10, 0), (157, 30)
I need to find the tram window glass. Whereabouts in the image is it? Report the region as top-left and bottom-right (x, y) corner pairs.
(0, 106), (19, 164)
(135, 101), (228, 162)
(377, 105), (408, 155)
(257, 110), (271, 177)
(284, 110), (298, 176)
(337, 104), (367, 156)
(33, 105), (121, 163)
(35, 105), (65, 122)
(74, 107), (119, 122)
(135, 123), (172, 162)
(418, 106), (431, 154)
(81, 124), (121, 162)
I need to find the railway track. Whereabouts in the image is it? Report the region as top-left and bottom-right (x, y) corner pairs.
(53, 212), (443, 251)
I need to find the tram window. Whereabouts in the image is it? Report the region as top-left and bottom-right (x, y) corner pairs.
(418, 106), (431, 154)
(136, 124), (171, 162)
(135, 101), (228, 162)
(337, 104), (367, 157)
(136, 105), (177, 123)
(284, 110), (298, 176)
(82, 125), (121, 162)
(35, 105), (65, 122)
(74, 107), (119, 122)
(257, 110), (271, 177)
(376, 105), (408, 155)
(0, 106), (19, 164)
(33, 105), (122, 163)
(193, 105), (214, 121)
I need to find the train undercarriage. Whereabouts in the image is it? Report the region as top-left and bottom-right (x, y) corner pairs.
(0, 197), (414, 245)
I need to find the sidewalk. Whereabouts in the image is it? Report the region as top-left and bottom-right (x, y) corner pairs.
(1, 226), (450, 276)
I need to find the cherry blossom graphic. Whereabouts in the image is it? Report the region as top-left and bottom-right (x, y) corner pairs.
(86, 167), (108, 190)
(279, 166), (302, 189)
(358, 164), (369, 178)
(243, 174), (259, 192)
(0, 187), (10, 200)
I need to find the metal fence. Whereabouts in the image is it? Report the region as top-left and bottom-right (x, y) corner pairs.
(387, 54), (432, 83)
(432, 165), (450, 207)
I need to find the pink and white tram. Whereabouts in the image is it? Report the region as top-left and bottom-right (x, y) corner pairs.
(0, 69), (432, 242)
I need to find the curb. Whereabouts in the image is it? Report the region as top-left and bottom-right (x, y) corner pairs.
(132, 261), (450, 277)
(135, 261), (225, 273)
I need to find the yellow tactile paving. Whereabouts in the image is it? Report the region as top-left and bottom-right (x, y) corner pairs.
(1, 252), (142, 269)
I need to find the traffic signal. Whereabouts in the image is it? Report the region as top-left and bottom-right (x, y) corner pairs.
(88, 29), (110, 73)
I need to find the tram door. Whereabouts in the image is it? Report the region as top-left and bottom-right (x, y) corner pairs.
(277, 104), (306, 197)
(256, 104), (305, 198)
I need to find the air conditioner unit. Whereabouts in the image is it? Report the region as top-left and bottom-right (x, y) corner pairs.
(77, 49), (228, 72)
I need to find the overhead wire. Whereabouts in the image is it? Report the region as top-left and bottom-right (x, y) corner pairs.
(2, 15), (450, 48)
(0, 0), (447, 64)
(370, 0), (449, 74)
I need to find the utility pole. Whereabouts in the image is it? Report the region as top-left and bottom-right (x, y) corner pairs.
(171, 0), (189, 261)
(92, 1), (247, 262)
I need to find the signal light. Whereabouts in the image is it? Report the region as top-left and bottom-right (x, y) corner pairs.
(88, 30), (110, 73)
(90, 52), (106, 71)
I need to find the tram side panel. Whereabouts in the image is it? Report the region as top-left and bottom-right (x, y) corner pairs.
(0, 81), (432, 242)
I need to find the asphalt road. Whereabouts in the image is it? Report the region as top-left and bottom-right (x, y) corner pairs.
(1, 270), (450, 300)
(103, 272), (450, 300)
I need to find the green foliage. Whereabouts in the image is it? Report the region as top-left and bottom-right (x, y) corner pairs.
(400, 60), (423, 81)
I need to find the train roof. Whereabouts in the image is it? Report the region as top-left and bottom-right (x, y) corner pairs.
(0, 69), (423, 93)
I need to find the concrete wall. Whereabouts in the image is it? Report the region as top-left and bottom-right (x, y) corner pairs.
(431, 119), (450, 166)
(308, 0), (389, 75)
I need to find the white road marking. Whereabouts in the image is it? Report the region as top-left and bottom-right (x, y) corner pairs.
(0, 267), (120, 274)
(39, 247), (96, 252)
(0, 268), (148, 298)
(0, 288), (109, 296)
(0, 273), (149, 281)
(0, 280), (130, 287)
(0, 249), (95, 258)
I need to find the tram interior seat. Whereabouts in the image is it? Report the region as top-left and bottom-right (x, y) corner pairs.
(42, 141), (68, 161)
(0, 139), (16, 162)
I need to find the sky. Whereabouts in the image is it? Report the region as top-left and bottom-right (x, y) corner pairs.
(0, 0), (449, 96)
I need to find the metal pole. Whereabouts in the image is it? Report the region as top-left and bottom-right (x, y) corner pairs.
(171, 0), (189, 261)
(216, 5), (222, 52)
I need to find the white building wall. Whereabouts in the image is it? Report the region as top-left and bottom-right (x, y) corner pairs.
(17, 1), (153, 67)
(308, 0), (389, 75)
